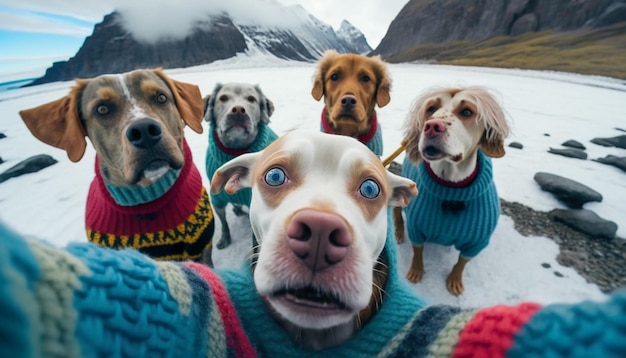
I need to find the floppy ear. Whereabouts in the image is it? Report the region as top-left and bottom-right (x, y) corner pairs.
(202, 94), (212, 122)
(210, 151), (262, 195)
(19, 81), (87, 162)
(311, 68), (325, 101)
(154, 68), (203, 134)
(473, 87), (510, 158)
(311, 50), (340, 101)
(255, 84), (274, 124)
(372, 55), (391, 108)
(387, 171), (418, 208)
(403, 93), (432, 164)
(203, 83), (222, 124)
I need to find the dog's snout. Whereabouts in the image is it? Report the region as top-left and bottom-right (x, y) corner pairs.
(423, 120), (446, 138)
(126, 118), (163, 149)
(287, 210), (351, 272)
(231, 106), (246, 115)
(340, 94), (357, 110)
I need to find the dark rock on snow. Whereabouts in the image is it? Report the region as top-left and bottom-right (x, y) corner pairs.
(590, 135), (626, 149)
(561, 140), (586, 150)
(508, 142), (523, 149)
(0, 155), (58, 183)
(0, 133), (6, 139)
(593, 155), (626, 172)
(548, 147), (588, 160)
(550, 209), (618, 240)
(533, 172), (602, 209)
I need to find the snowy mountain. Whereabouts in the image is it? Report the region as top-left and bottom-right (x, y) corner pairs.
(27, 4), (370, 86)
(336, 20), (372, 55)
(2, 59), (624, 309)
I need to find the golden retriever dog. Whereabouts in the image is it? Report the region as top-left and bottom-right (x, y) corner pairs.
(394, 86), (510, 295)
(311, 50), (391, 156)
(19, 69), (215, 263)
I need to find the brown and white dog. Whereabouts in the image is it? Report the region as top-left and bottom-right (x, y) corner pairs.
(19, 69), (215, 263)
(394, 86), (510, 295)
(312, 50), (391, 156)
(211, 130), (417, 349)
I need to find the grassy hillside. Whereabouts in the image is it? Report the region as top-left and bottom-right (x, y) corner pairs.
(386, 22), (626, 80)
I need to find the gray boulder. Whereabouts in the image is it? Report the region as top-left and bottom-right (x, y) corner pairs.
(593, 155), (626, 172)
(548, 147), (587, 160)
(590, 135), (626, 149)
(561, 140), (586, 150)
(550, 209), (617, 240)
(0, 155), (58, 183)
(534, 172), (603, 209)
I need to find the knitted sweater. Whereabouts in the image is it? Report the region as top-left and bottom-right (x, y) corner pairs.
(85, 140), (214, 261)
(1, 222), (626, 358)
(321, 108), (383, 156)
(402, 150), (500, 258)
(205, 122), (278, 209)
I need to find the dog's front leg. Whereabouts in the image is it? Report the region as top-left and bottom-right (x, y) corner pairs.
(406, 245), (425, 283)
(215, 206), (232, 249)
(446, 255), (469, 295)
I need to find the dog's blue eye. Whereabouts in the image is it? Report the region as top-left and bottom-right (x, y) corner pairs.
(265, 167), (286, 187)
(330, 73), (339, 81)
(359, 179), (380, 199)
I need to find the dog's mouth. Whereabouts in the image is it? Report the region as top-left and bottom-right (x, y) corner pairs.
(134, 158), (180, 186)
(273, 285), (348, 311)
(421, 146), (463, 162)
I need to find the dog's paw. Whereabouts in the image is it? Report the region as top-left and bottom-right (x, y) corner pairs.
(394, 227), (405, 244)
(406, 267), (424, 283)
(446, 273), (465, 296)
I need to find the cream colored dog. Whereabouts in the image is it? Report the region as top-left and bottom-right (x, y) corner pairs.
(211, 130), (416, 349)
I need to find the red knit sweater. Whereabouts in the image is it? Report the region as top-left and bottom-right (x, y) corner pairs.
(85, 140), (214, 261)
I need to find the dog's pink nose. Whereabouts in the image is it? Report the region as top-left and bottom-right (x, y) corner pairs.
(287, 210), (351, 272)
(423, 120), (446, 138)
(231, 106), (246, 114)
(340, 94), (357, 110)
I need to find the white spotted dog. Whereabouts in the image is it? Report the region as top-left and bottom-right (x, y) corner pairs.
(393, 86), (510, 295)
(211, 130), (417, 349)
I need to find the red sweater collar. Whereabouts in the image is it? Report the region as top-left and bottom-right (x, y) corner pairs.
(424, 159), (480, 188)
(213, 130), (250, 156)
(321, 108), (378, 145)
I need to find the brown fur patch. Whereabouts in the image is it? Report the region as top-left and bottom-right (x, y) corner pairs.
(251, 136), (302, 209)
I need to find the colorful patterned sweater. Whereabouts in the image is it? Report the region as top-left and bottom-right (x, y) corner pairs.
(321, 108), (383, 156)
(205, 122), (278, 209)
(85, 140), (214, 261)
(402, 150), (500, 258)
(2, 221), (625, 358)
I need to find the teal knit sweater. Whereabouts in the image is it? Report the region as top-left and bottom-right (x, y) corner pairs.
(2, 221), (626, 358)
(205, 122), (278, 209)
(402, 150), (500, 258)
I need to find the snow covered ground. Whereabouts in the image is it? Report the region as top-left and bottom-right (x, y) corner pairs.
(1, 56), (624, 309)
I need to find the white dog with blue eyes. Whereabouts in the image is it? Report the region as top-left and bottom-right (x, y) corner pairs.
(210, 130), (417, 349)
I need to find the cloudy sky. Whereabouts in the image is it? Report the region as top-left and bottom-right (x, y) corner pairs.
(0, 0), (408, 80)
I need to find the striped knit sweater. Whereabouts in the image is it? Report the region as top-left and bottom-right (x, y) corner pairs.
(1, 222), (626, 358)
(321, 108), (383, 157)
(402, 150), (500, 258)
(205, 122), (278, 209)
(85, 140), (214, 261)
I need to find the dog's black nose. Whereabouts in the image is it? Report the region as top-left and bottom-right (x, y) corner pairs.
(287, 210), (351, 272)
(340, 94), (357, 110)
(126, 118), (162, 149)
